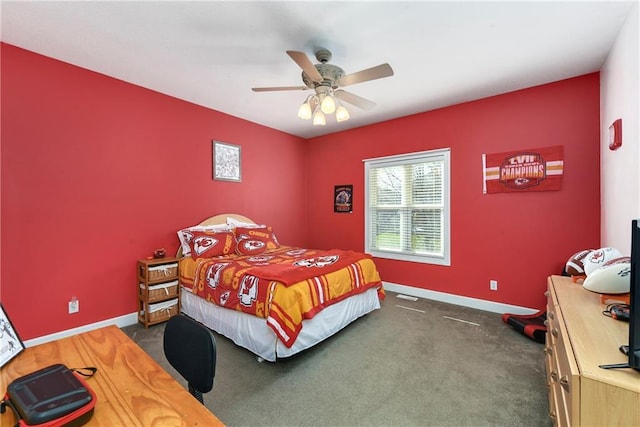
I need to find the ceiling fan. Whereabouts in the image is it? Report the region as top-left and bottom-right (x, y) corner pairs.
(251, 49), (394, 125)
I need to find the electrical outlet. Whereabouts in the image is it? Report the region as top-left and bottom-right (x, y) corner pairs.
(490, 280), (498, 291)
(68, 297), (79, 314)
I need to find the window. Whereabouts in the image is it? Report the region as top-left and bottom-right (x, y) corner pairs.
(364, 148), (450, 265)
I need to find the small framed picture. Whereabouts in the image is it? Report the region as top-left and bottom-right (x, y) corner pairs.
(213, 141), (242, 182)
(0, 304), (24, 368)
(334, 185), (353, 213)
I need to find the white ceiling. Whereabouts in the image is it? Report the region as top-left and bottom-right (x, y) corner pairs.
(1, 1), (635, 139)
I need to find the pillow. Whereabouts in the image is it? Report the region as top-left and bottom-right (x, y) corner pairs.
(235, 226), (280, 256)
(177, 224), (232, 257)
(226, 217), (262, 228)
(187, 230), (236, 259)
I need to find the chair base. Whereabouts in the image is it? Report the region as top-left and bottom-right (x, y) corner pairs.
(189, 383), (204, 405)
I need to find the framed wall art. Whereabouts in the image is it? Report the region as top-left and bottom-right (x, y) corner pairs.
(0, 304), (24, 368)
(213, 141), (242, 182)
(334, 185), (353, 213)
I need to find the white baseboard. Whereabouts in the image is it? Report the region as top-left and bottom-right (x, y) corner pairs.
(25, 284), (537, 346)
(383, 281), (539, 315)
(24, 313), (139, 348)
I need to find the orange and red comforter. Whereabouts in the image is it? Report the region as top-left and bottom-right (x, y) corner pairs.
(180, 246), (384, 347)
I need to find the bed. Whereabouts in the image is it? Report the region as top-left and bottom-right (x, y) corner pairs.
(176, 214), (384, 362)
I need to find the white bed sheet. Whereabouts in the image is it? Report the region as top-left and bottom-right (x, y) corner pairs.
(180, 286), (381, 362)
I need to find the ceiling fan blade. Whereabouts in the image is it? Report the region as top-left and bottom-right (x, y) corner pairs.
(286, 50), (323, 83)
(336, 63), (394, 87)
(335, 90), (376, 110)
(252, 86), (309, 92)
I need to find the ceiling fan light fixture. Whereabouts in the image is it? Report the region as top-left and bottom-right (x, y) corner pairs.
(312, 109), (326, 126)
(335, 104), (350, 123)
(252, 49), (392, 127)
(297, 101), (312, 120)
(320, 93), (336, 114)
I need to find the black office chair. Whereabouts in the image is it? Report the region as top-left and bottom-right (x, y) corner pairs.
(163, 314), (216, 404)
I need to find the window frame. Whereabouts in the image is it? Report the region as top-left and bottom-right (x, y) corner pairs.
(364, 148), (451, 266)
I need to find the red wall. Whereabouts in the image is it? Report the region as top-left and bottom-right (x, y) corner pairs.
(305, 74), (601, 309)
(1, 43), (601, 340)
(1, 44), (307, 339)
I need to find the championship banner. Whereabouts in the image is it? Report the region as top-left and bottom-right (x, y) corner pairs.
(482, 145), (564, 194)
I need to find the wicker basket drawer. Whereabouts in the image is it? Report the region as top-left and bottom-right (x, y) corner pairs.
(140, 298), (179, 323)
(139, 261), (178, 283)
(139, 280), (179, 302)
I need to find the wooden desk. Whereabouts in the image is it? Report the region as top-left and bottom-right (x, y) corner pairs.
(1, 325), (224, 426)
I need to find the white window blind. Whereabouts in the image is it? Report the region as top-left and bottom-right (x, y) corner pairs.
(364, 148), (450, 266)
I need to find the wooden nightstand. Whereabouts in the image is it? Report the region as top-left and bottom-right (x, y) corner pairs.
(137, 257), (180, 328)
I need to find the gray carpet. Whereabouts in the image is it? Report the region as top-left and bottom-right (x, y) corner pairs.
(123, 292), (551, 427)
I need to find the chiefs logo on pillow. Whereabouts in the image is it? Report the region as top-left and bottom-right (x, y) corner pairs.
(189, 230), (236, 259)
(237, 239), (267, 256)
(235, 226), (279, 256)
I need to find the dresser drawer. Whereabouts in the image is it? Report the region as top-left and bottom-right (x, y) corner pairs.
(546, 278), (580, 426)
(139, 280), (179, 303)
(140, 298), (179, 324)
(548, 379), (570, 426)
(551, 304), (579, 424)
(138, 260), (178, 283)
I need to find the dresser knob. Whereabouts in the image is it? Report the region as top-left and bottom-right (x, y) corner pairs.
(552, 329), (558, 338)
(544, 291), (550, 297)
(550, 371), (559, 382)
(549, 312), (555, 320)
(560, 376), (570, 392)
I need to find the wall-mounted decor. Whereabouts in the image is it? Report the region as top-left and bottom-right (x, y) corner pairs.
(0, 304), (24, 368)
(334, 185), (353, 213)
(482, 145), (564, 194)
(213, 141), (241, 182)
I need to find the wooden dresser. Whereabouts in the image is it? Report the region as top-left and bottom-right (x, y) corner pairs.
(545, 275), (640, 426)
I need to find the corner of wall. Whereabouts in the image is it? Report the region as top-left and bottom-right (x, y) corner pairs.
(600, 2), (640, 252)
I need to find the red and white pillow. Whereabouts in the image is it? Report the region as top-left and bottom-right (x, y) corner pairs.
(177, 224), (235, 258)
(188, 230), (236, 259)
(178, 220), (280, 258)
(235, 226), (280, 256)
